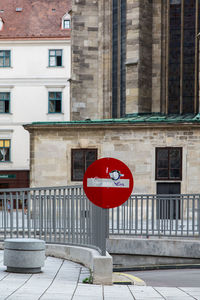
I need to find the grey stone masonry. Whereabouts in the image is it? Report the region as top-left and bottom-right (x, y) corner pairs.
(4, 238), (45, 273)
(71, 0), (112, 120)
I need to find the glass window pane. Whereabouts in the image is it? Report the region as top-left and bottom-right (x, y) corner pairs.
(49, 92), (55, 100)
(73, 169), (84, 181)
(0, 57), (3, 67)
(5, 101), (9, 113)
(49, 50), (55, 56)
(56, 92), (61, 99)
(56, 56), (62, 66)
(55, 100), (61, 113)
(56, 50), (62, 56)
(0, 141), (3, 147)
(170, 169), (180, 178)
(86, 150), (96, 161)
(0, 101), (5, 113)
(5, 140), (10, 147)
(50, 57), (56, 66)
(49, 100), (55, 113)
(157, 169), (169, 178)
(157, 149), (168, 160)
(4, 57), (10, 66)
(170, 149), (181, 169)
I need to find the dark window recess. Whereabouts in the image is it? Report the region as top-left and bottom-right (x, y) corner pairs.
(71, 149), (97, 181)
(168, 0), (199, 113)
(157, 182), (181, 219)
(112, 0), (126, 118)
(156, 147), (182, 180)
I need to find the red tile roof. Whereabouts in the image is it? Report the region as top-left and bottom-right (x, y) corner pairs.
(0, 0), (71, 39)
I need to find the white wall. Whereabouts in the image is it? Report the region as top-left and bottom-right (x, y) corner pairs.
(0, 39), (70, 171)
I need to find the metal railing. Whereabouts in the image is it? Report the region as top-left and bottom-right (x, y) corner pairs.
(0, 187), (200, 256)
(110, 194), (200, 237)
(0, 185), (108, 255)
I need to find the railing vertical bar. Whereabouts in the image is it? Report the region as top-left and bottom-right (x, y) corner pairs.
(79, 187), (82, 245)
(10, 193), (13, 238)
(58, 189), (62, 243)
(152, 196), (154, 235)
(187, 195), (189, 236)
(192, 195), (195, 235)
(135, 196), (138, 235)
(4, 193), (7, 239)
(39, 190), (42, 240)
(33, 190), (37, 238)
(67, 188), (70, 243)
(141, 195), (143, 235)
(53, 189), (57, 243)
(82, 192), (86, 245)
(44, 190), (47, 242)
(16, 192), (19, 238)
(49, 189), (53, 242)
(146, 196), (149, 237)
(71, 188), (75, 244)
(181, 195), (184, 236)
(76, 187), (79, 244)
(129, 196), (132, 234)
(63, 188), (66, 244)
(27, 192), (31, 238)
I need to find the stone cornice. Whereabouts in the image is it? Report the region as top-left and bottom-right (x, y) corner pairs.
(23, 122), (200, 133)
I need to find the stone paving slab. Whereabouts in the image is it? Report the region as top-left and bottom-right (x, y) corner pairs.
(0, 251), (199, 299)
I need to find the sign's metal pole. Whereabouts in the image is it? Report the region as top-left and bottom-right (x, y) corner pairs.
(101, 208), (107, 256)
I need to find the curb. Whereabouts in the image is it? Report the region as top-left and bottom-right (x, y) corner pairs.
(112, 272), (146, 286)
(113, 263), (200, 272)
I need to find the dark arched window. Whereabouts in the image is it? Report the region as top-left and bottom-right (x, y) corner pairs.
(167, 0), (199, 114)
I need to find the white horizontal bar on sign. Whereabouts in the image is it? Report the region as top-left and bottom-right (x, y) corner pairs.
(87, 178), (130, 188)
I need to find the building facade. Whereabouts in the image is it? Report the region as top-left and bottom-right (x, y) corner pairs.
(0, 0), (71, 188)
(26, 0), (200, 199)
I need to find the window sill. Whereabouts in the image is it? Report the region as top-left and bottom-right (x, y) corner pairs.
(0, 113), (13, 115)
(0, 66), (12, 68)
(47, 112), (64, 115)
(47, 66), (65, 68)
(0, 161), (13, 163)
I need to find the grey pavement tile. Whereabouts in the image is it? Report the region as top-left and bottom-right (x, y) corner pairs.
(154, 287), (194, 298)
(73, 297), (103, 300)
(75, 284), (102, 296)
(164, 298), (194, 300)
(104, 285), (133, 300)
(129, 286), (163, 299)
(41, 293), (73, 300)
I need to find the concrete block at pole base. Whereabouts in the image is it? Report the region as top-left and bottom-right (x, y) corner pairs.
(4, 238), (45, 273)
(93, 255), (113, 285)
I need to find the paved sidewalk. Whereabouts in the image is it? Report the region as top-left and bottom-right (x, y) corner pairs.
(0, 251), (200, 299)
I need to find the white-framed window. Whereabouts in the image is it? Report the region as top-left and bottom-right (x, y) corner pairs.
(0, 18), (3, 31)
(62, 13), (71, 29)
(0, 139), (11, 162)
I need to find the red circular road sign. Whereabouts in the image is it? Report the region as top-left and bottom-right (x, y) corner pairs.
(83, 157), (134, 209)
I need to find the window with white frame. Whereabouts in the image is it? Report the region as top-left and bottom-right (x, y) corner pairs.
(0, 139), (10, 162)
(0, 18), (3, 31)
(48, 91), (62, 113)
(62, 13), (71, 29)
(0, 50), (11, 67)
(0, 92), (10, 113)
(49, 49), (62, 67)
